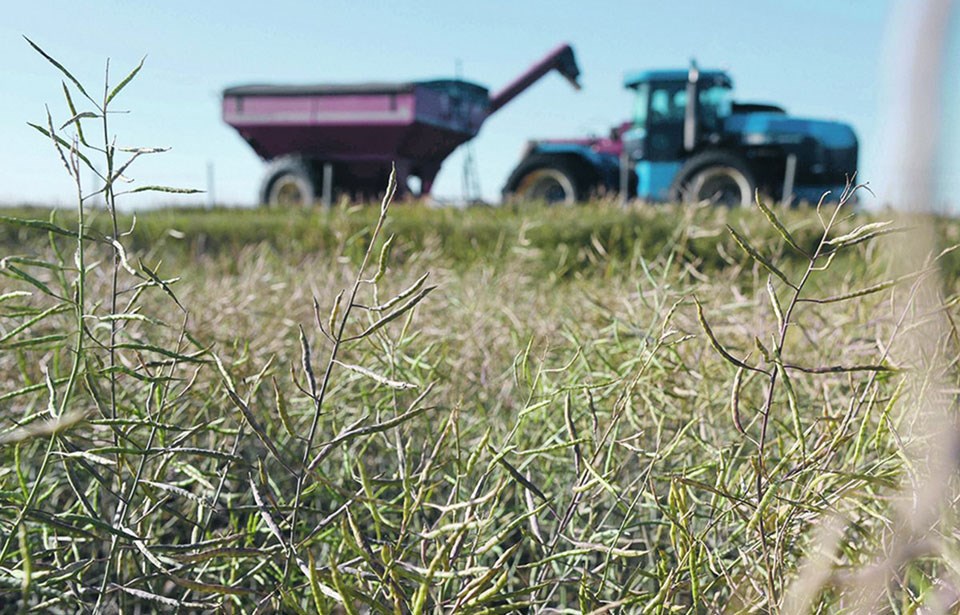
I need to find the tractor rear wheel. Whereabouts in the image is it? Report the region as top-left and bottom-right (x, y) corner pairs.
(503, 154), (594, 205)
(670, 151), (755, 207)
(259, 157), (319, 207)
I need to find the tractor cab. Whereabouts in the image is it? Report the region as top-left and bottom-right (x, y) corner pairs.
(619, 66), (751, 202)
(621, 67), (733, 164)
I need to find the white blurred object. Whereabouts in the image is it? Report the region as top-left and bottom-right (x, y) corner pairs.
(878, 0), (957, 210)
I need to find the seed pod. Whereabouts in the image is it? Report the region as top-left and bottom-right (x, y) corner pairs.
(273, 377), (295, 438)
(373, 234), (395, 284)
(328, 290), (343, 333)
(731, 366), (746, 435)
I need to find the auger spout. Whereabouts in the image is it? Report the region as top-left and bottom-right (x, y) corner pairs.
(487, 43), (581, 116)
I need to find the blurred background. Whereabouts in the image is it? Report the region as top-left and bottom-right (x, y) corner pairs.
(0, 0), (956, 209)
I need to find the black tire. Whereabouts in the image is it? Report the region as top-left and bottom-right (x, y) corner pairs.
(258, 156), (319, 207)
(502, 154), (595, 205)
(669, 151), (756, 207)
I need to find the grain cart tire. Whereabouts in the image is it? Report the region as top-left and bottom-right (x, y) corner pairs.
(259, 157), (318, 207)
(670, 151), (756, 207)
(503, 154), (595, 205)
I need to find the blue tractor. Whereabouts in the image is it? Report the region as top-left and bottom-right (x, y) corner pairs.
(502, 63), (858, 206)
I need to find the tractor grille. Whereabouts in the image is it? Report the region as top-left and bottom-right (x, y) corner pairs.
(821, 144), (858, 184)
(796, 138), (858, 185)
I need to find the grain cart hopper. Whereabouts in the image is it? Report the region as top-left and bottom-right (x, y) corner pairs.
(223, 44), (581, 206)
(503, 62), (858, 206)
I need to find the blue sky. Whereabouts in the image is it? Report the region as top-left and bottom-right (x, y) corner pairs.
(1, 1), (955, 208)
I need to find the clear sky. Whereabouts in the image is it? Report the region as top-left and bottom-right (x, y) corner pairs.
(1, 1), (955, 209)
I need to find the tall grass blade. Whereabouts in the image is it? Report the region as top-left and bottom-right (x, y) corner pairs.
(23, 37), (95, 105)
(727, 224), (795, 288)
(105, 56), (145, 106)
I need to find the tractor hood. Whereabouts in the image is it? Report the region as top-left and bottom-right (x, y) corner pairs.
(724, 112), (858, 187)
(723, 112), (857, 150)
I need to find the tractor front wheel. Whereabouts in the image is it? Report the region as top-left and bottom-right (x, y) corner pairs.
(670, 152), (755, 207)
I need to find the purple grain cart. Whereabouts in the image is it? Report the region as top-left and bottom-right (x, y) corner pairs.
(222, 44), (581, 206)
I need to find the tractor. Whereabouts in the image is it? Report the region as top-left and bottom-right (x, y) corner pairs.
(502, 63), (858, 206)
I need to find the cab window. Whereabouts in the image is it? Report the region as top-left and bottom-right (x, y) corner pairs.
(698, 85), (732, 132)
(650, 86), (687, 122)
(632, 83), (649, 127)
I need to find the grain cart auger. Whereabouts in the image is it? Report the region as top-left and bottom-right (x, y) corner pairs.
(222, 44), (581, 206)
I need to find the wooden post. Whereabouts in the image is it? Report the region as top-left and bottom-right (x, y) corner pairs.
(781, 154), (796, 207)
(619, 149), (630, 207)
(322, 163), (333, 208)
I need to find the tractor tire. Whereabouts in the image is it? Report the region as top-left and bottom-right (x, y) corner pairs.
(259, 156), (319, 207)
(503, 154), (595, 205)
(669, 151), (756, 207)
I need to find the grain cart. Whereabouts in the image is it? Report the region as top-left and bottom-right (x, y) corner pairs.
(223, 44), (581, 206)
(503, 63), (858, 206)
